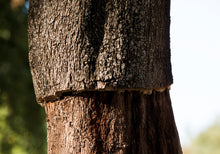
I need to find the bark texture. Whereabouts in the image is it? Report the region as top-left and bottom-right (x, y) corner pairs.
(28, 0), (172, 103)
(46, 89), (182, 154)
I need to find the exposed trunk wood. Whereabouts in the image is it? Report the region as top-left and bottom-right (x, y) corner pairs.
(46, 89), (182, 154)
(28, 0), (172, 103)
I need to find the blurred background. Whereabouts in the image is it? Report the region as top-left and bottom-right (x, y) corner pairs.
(0, 0), (46, 154)
(0, 0), (219, 154)
(170, 0), (220, 153)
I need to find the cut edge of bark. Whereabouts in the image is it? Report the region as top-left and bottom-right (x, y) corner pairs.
(37, 85), (171, 106)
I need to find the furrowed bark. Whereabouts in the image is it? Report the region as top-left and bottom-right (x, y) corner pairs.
(46, 90), (181, 154)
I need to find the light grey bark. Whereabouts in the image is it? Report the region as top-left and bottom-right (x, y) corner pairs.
(28, 0), (172, 104)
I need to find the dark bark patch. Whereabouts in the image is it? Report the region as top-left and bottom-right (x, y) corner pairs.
(84, 0), (107, 74)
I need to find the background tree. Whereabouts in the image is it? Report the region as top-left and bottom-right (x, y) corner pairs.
(28, 0), (182, 153)
(183, 122), (220, 154)
(0, 1), (46, 153)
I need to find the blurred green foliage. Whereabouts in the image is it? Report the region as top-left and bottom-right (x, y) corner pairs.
(0, 1), (47, 153)
(184, 122), (220, 154)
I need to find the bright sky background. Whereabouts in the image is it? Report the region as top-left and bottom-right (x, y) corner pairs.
(170, 0), (220, 146)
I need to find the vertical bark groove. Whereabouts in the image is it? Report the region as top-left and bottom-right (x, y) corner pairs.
(46, 90), (182, 154)
(84, 0), (107, 77)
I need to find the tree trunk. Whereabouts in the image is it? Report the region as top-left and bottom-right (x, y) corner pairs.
(46, 90), (181, 154)
(28, 0), (182, 153)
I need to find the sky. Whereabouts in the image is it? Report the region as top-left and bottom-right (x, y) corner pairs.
(170, 0), (220, 145)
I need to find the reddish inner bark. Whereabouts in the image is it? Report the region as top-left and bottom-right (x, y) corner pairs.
(45, 90), (182, 154)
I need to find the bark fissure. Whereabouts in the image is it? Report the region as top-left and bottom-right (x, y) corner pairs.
(84, 0), (107, 77)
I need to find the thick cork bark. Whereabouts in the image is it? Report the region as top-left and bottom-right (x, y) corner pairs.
(28, 0), (172, 104)
(46, 90), (182, 154)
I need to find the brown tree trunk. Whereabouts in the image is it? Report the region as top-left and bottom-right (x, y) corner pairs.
(46, 90), (181, 154)
(28, 0), (182, 153)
